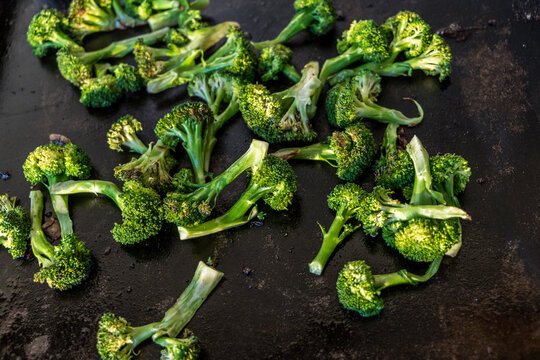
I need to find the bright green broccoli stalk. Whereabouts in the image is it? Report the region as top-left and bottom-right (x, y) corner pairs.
(154, 329), (200, 360)
(50, 180), (163, 245)
(146, 26), (257, 94)
(67, 0), (117, 41)
(96, 261), (222, 359)
(273, 123), (376, 181)
(309, 183), (367, 275)
(27, 9), (83, 57)
(147, 0), (210, 31)
(107, 115), (148, 154)
(187, 71), (248, 126)
(258, 44), (301, 82)
(326, 69), (424, 128)
(177, 155), (297, 239)
(163, 139), (268, 227)
(238, 61), (321, 143)
(253, 0), (336, 49)
(29, 190), (91, 291)
(336, 257), (442, 316)
(382, 11), (432, 61)
(0, 195), (31, 259)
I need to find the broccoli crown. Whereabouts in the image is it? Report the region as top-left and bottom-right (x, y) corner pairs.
(383, 11), (432, 57)
(112, 181), (163, 244)
(336, 20), (389, 63)
(178, 9), (207, 31)
(155, 102), (215, 148)
(125, 0), (153, 20)
(163, 191), (211, 227)
(409, 34), (452, 81)
(97, 312), (137, 359)
(430, 154), (471, 195)
(27, 9), (82, 57)
(34, 233), (91, 291)
(0, 195), (31, 259)
(158, 330), (201, 360)
(330, 123), (376, 181)
(250, 155), (297, 210)
(80, 75), (122, 108)
(258, 44), (293, 82)
(390, 217), (461, 262)
(107, 115), (143, 152)
(336, 260), (384, 316)
(357, 187), (398, 236)
(112, 64), (143, 93)
(23, 143), (92, 186)
(374, 150), (414, 192)
(327, 183), (367, 214)
(56, 48), (93, 86)
(293, 0), (336, 36)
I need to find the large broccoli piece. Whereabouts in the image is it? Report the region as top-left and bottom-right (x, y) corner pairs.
(50, 180), (163, 245)
(146, 26), (257, 94)
(336, 257), (442, 316)
(177, 155), (297, 239)
(326, 69), (424, 128)
(97, 261), (222, 359)
(258, 44), (302, 83)
(273, 123), (376, 181)
(309, 183), (367, 275)
(253, 0), (336, 49)
(0, 195), (31, 259)
(238, 61), (321, 143)
(29, 190), (91, 291)
(27, 9), (83, 57)
(163, 139), (268, 227)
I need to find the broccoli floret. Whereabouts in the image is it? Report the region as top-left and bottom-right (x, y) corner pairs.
(27, 9), (83, 57)
(403, 34), (452, 81)
(0, 195), (31, 259)
(67, 0), (117, 41)
(430, 153), (471, 206)
(171, 169), (199, 194)
(253, 0), (336, 49)
(336, 257), (442, 316)
(239, 61), (321, 143)
(382, 11), (432, 61)
(258, 44), (301, 82)
(124, 0), (154, 20)
(147, 0), (209, 31)
(80, 75), (122, 107)
(97, 261), (222, 359)
(146, 26), (257, 94)
(177, 155), (297, 239)
(29, 190), (91, 291)
(154, 329), (200, 360)
(309, 183), (367, 275)
(107, 115), (148, 154)
(51, 180), (163, 244)
(163, 139), (268, 227)
(273, 123), (376, 181)
(112, 64), (143, 92)
(326, 69), (424, 128)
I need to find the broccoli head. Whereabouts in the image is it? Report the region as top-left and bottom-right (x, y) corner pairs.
(258, 44), (301, 82)
(155, 329), (200, 360)
(0, 195), (31, 259)
(107, 115), (148, 154)
(383, 11), (432, 60)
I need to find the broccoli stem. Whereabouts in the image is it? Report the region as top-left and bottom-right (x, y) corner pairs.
(407, 136), (445, 205)
(282, 63), (302, 83)
(329, 61), (414, 86)
(148, 9), (182, 31)
(253, 10), (314, 49)
(50, 180), (123, 208)
(381, 204), (470, 222)
(373, 256), (442, 290)
(354, 97), (424, 126)
(381, 123), (399, 159)
(29, 190), (55, 267)
(50, 194), (73, 236)
(273, 142), (337, 165)
(124, 135), (148, 155)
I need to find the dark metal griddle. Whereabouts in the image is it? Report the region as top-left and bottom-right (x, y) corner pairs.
(1, 0), (539, 359)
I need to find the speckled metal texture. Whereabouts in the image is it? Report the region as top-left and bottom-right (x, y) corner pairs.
(0, 1), (539, 359)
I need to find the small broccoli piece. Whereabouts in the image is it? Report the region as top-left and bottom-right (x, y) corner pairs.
(177, 155), (297, 239)
(154, 329), (200, 360)
(110, 0), (149, 28)
(163, 139), (268, 227)
(67, 0), (117, 41)
(107, 115), (148, 154)
(51, 180), (163, 244)
(146, 26), (257, 94)
(80, 75), (122, 108)
(124, 0), (154, 20)
(258, 44), (301, 82)
(171, 169), (199, 194)
(29, 190), (91, 291)
(97, 261), (222, 359)
(382, 11), (432, 61)
(112, 64), (144, 92)
(430, 153), (471, 206)
(253, 0), (336, 49)
(337, 257), (442, 316)
(309, 183), (367, 275)
(239, 61), (321, 143)
(147, 0), (209, 31)
(0, 195), (31, 259)
(403, 34), (452, 81)
(326, 69), (424, 128)
(273, 123), (376, 181)
(27, 9), (83, 57)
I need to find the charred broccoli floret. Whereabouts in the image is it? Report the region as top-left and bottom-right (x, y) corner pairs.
(0, 195), (31, 259)
(258, 44), (301, 82)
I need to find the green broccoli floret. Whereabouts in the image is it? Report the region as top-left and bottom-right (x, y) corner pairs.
(0, 195), (31, 259)
(177, 155), (297, 239)
(430, 154), (471, 206)
(382, 11), (432, 61)
(79, 75), (122, 107)
(163, 139), (268, 227)
(253, 0), (336, 49)
(107, 115), (148, 154)
(147, 0), (210, 31)
(273, 123), (376, 181)
(27, 9), (83, 57)
(336, 257), (442, 316)
(29, 190), (91, 291)
(154, 329), (200, 360)
(238, 61), (321, 143)
(67, 0), (117, 41)
(326, 69), (424, 128)
(124, 0), (154, 20)
(97, 261), (222, 359)
(309, 183), (367, 275)
(50, 180), (163, 244)
(146, 26), (257, 94)
(258, 44), (301, 82)
(112, 64), (144, 92)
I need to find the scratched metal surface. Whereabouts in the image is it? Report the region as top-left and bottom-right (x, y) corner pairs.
(0, 0), (539, 359)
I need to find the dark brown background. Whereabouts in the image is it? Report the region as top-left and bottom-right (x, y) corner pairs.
(1, 0), (539, 359)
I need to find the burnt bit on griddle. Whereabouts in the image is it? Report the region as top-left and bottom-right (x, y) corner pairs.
(242, 267), (252, 276)
(49, 134), (71, 146)
(476, 177), (486, 184)
(0, 171), (10, 180)
(396, 128), (408, 150)
(42, 217), (61, 240)
(206, 257), (219, 267)
(436, 23), (471, 42)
